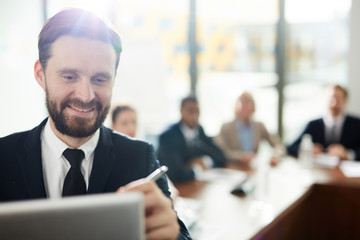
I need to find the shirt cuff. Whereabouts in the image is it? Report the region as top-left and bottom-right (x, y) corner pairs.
(192, 164), (203, 180)
(201, 155), (214, 168)
(347, 150), (355, 161)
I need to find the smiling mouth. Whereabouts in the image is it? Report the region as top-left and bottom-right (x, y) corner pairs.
(68, 105), (95, 112)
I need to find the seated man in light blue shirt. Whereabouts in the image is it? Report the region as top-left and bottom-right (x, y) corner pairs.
(215, 92), (281, 166)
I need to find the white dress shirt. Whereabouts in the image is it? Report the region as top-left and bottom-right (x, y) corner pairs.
(179, 123), (213, 175)
(180, 123), (198, 143)
(323, 113), (355, 160)
(40, 120), (100, 199)
(323, 113), (345, 144)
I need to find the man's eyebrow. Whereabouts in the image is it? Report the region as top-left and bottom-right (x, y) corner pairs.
(56, 68), (79, 75)
(93, 72), (112, 79)
(56, 69), (112, 78)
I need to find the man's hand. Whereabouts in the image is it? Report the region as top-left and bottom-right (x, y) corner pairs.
(313, 143), (324, 155)
(187, 157), (212, 170)
(117, 179), (180, 240)
(327, 144), (348, 160)
(269, 155), (279, 167)
(241, 152), (256, 165)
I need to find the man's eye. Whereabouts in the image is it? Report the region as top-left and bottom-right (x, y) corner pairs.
(93, 78), (107, 84)
(63, 75), (75, 81)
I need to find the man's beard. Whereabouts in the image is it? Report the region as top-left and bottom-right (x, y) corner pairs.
(45, 89), (110, 138)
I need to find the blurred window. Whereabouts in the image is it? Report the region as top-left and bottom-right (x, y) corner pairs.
(196, 0), (279, 136)
(0, 0), (44, 137)
(283, 0), (351, 143)
(0, 0), (351, 146)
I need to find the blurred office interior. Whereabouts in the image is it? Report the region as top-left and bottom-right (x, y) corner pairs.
(1, 0), (359, 147)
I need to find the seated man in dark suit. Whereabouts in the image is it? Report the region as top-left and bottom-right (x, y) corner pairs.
(0, 8), (191, 240)
(287, 84), (360, 161)
(157, 96), (227, 183)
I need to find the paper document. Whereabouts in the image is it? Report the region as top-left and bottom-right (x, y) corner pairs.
(174, 197), (201, 230)
(314, 154), (340, 168)
(340, 160), (360, 177)
(196, 168), (247, 183)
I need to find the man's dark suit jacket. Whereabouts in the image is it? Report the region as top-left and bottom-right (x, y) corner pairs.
(0, 119), (191, 239)
(287, 115), (360, 160)
(157, 122), (227, 183)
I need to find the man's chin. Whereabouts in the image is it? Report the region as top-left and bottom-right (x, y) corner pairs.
(52, 116), (98, 138)
(330, 110), (340, 117)
(70, 118), (98, 133)
(69, 115), (95, 125)
(188, 123), (199, 129)
(63, 124), (97, 138)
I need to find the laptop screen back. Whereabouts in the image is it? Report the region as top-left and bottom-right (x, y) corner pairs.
(0, 192), (145, 240)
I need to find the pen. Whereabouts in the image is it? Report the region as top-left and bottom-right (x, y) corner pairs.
(146, 166), (168, 181)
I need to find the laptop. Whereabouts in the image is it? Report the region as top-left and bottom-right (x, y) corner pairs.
(0, 192), (145, 240)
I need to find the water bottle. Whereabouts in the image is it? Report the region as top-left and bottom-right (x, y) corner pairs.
(298, 134), (313, 169)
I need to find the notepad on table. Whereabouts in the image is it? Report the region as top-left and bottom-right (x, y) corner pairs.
(340, 160), (360, 177)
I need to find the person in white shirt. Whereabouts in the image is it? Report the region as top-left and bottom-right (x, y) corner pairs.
(287, 84), (360, 161)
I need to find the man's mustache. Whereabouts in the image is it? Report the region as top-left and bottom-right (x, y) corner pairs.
(60, 98), (102, 111)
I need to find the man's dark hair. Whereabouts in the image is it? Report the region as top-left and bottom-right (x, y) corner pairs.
(38, 8), (122, 71)
(181, 96), (198, 109)
(111, 105), (135, 123)
(332, 84), (348, 99)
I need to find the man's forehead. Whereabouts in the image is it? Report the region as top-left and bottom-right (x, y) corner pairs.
(239, 94), (253, 103)
(328, 87), (346, 98)
(183, 101), (198, 107)
(48, 36), (117, 72)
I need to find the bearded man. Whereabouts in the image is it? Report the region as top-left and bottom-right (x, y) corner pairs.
(0, 8), (191, 240)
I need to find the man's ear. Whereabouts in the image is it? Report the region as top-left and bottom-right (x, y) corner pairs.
(34, 60), (45, 90)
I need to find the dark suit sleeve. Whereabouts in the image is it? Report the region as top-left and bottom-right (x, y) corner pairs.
(287, 119), (327, 158)
(287, 122), (314, 157)
(341, 116), (360, 161)
(157, 136), (196, 183)
(145, 144), (192, 240)
(198, 128), (227, 167)
(353, 150), (360, 161)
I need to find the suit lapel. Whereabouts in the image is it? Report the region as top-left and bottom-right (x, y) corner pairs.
(174, 122), (188, 150)
(339, 116), (348, 143)
(19, 119), (47, 199)
(252, 121), (259, 151)
(319, 119), (326, 144)
(16, 121), (117, 197)
(88, 126), (116, 194)
(231, 120), (241, 149)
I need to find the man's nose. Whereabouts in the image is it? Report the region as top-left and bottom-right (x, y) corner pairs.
(330, 98), (339, 106)
(75, 79), (95, 102)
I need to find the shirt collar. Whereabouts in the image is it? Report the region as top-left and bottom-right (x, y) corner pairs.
(236, 118), (252, 129)
(42, 120), (100, 161)
(323, 113), (345, 128)
(180, 122), (199, 142)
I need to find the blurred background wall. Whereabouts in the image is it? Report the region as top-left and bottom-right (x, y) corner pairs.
(0, 0), (358, 148)
(348, 0), (360, 115)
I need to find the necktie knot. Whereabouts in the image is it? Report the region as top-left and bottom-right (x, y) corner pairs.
(63, 148), (85, 169)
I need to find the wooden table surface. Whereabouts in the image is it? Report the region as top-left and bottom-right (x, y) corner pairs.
(174, 157), (351, 240)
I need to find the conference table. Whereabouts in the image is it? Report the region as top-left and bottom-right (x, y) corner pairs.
(174, 156), (355, 240)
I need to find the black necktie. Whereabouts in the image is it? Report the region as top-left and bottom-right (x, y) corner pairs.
(328, 125), (337, 145)
(62, 148), (86, 197)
